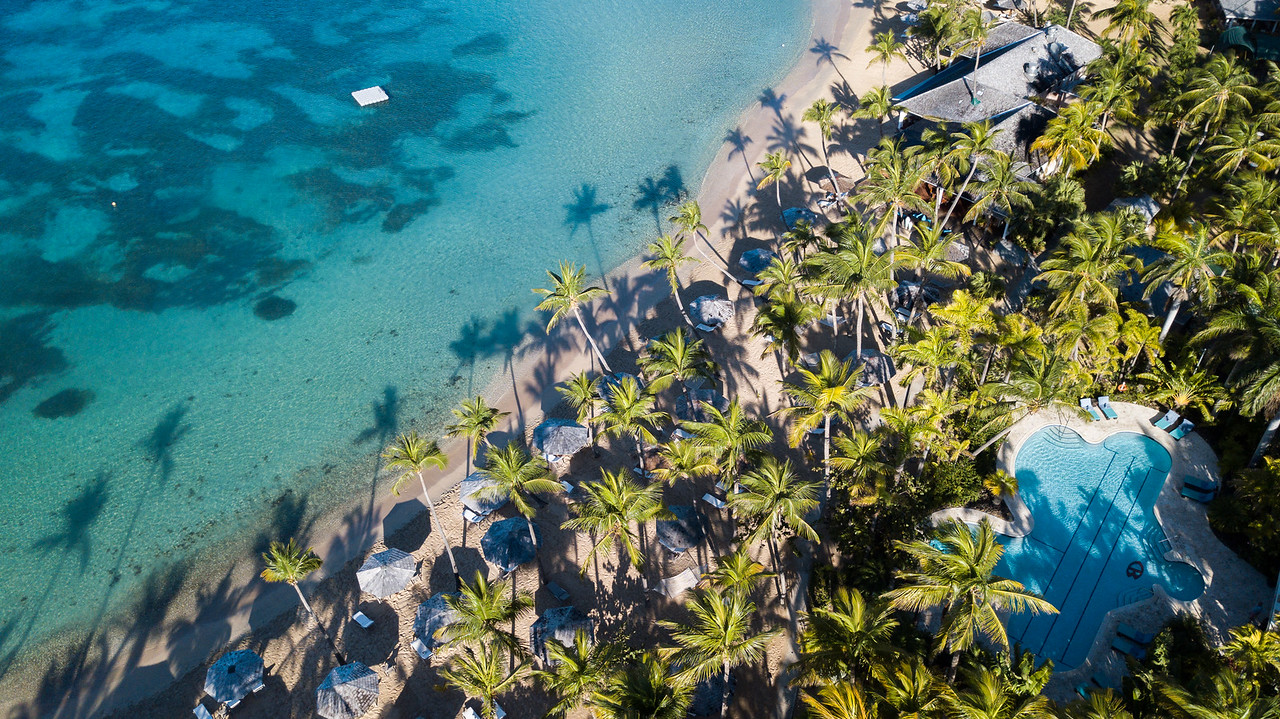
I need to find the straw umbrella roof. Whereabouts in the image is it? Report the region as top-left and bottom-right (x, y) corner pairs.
(738, 248), (777, 276)
(674, 389), (730, 424)
(529, 606), (594, 663)
(532, 418), (589, 458)
(414, 593), (459, 652)
(853, 350), (896, 387)
(481, 517), (541, 572)
(356, 548), (416, 598)
(689, 296), (734, 326)
(204, 649), (263, 704)
(655, 505), (704, 554)
(459, 473), (508, 517)
(782, 207), (819, 230)
(805, 166), (856, 193)
(316, 663), (379, 719)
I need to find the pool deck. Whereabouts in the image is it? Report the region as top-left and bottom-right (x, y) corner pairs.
(943, 400), (1271, 702)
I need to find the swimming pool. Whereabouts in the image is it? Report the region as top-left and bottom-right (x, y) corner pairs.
(996, 427), (1205, 669)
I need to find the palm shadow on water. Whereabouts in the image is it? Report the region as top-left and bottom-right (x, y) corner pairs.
(564, 183), (614, 293)
(633, 165), (686, 234)
(448, 308), (551, 436)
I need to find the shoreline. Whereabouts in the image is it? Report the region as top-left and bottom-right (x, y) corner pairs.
(2, 0), (880, 715)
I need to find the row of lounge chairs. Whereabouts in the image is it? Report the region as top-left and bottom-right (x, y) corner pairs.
(1080, 397), (1119, 421)
(1153, 410), (1195, 441)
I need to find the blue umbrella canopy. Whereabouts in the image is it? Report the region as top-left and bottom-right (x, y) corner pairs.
(316, 662), (379, 719)
(532, 418), (590, 458)
(459, 473), (508, 517)
(655, 505), (704, 554)
(530, 606), (594, 663)
(356, 548), (416, 598)
(413, 592), (459, 652)
(481, 516), (541, 572)
(738, 248), (777, 276)
(204, 649), (263, 704)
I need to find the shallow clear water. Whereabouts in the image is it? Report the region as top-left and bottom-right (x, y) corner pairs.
(0, 0), (809, 669)
(997, 427), (1204, 669)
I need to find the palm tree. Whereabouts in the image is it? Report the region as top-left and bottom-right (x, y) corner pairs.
(640, 329), (716, 400)
(971, 351), (1086, 456)
(853, 85), (901, 139)
(442, 643), (529, 719)
(897, 327), (968, 401)
(592, 652), (692, 719)
(830, 429), (894, 507)
(442, 570), (533, 654)
(1064, 689), (1132, 719)
(965, 152), (1035, 240)
(561, 468), (666, 570)
(260, 539), (343, 663)
(867, 31), (904, 86)
(682, 399), (771, 491)
(778, 350), (874, 485)
(558, 371), (602, 446)
(794, 587), (899, 686)
(651, 439), (717, 488)
(1157, 667), (1276, 719)
(884, 519), (1057, 682)
(802, 683), (875, 719)
(1207, 119), (1280, 179)
(897, 222), (972, 327)
(534, 260), (613, 373)
(804, 99), (844, 194)
(1143, 222), (1230, 341)
(1136, 355), (1229, 419)
(875, 657), (948, 719)
(757, 151), (792, 209)
(1221, 624), (1280, 686)
(702, 546), (774, 598)
(941, 121), (1000, 227)
(533, 630), (631, 717)
(1031, 100), (1110, 176)
(644, 234), (697, 326)
(446, 396), (509, 474)
(730, 457), (820, 601)
(805, 218), (896, 357)
(949, 666), (1055, 719)
(660, 589), (782, 718)
(599, 375), (667, 475)
(670, 200), (736, 284)
(478, 440), (561, 560)
(861, 138), (928, 254)
(752, 295), (824, 369)
(383, 431), (459, 587)
(1035, 212), (1141, 316)
(1080, 60), (1140, 130)
(1175, 55), (1261, 193)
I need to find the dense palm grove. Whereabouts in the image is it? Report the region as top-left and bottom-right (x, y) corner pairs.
(252, 0), (1280, 716)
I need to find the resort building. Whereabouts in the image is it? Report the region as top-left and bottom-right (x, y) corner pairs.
(1218, 0), (1280, 31)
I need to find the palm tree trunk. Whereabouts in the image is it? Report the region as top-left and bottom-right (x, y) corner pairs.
(635, 435), (647, 476)
(693, 231), (739, 284)
(292, 581), (344, 663)
(572, 307), (613, 374)
(980, 345), (997, 385)
(942, 162), (980, 227)
(1066, 0), (1079, 29)
(1158, 296), (1183, 342)
(821, 139), (840, 197)
(823, 413), (832, 496)
(970, 424), (1017, 458)
(720, 661), (731, 719)
(946, 649), (962, 684)
(855, 296), (866, 360)
(1249, 410), (1280, 467)
(770, 535), (790, 603)
(1174, 118), (1213, 197)
(671, 278), (694, 327)
(775, 179), (783, 210)
(419, 471), (461, 588)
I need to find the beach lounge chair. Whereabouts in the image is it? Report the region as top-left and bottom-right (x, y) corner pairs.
(353, 611), (374, 629)
(496, 702), (507, 718)
(1170, 420), (1195, 440)
(1154, 410), (1180, 430)
(1111, 635), (1147, 660)
(1098, 396), (1119, 420)
(695, 323), (720, 333)
(412, 638), (432, 660)
(1081, 398), (1104, 421)
(1184, 475), (1217, 492)
(1075, 682), (1093, 699)
(1181, 485), (1215, 503)
(226, 698), (241, 710)
(559, 480), (576, 496)
(1117, 623), (1155, 644)
(653, 566), (706, 598)
(546, 581), (571, 602)
(462, 506), (485, 524)
(252, 680), (265, 694)
(463, 708), (482, 719)
(741, 278), (763, 287)
(701, 493), (728, 510)
(194, 705), (214, 719)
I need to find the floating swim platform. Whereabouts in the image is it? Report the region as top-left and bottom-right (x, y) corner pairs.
(351, 86), (389, 106)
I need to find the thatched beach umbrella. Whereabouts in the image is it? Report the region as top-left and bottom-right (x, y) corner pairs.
(316, 662), (379, 719)
(414, 592), (458, 653)
(459, 473), (508, 518)
(689, 296), (734, 327)
(674, 389), (730, 424)
(356, 548), (416, 598)
(532, 418), (590, 460)
(529, 606), (594, 663)
(481, 517), (541, 572)
(738, 248), (777, 276)
(655, 505), (705, 554)
(944, 241), (971, 262)
(782, 206), (819, 230)
(204, 649), (263, 704)
(806, 166), (856, 193)
(854, 351), (896, 387)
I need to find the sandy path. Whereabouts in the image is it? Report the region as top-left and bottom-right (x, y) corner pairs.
(2, 0), (922, 716)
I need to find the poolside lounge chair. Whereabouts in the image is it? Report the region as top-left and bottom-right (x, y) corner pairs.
(226, 698), (241, 710)
(1184, 475), (1217, 492)
(353, 611), (374, 629)
(701, 493), (728, 510)
(1154, 410), (1180, 430)
(546, 581), (571, 602)
(1074, 682), (1093, 699)
(1181, 485), (1215, 503)
(1170, 420), (1195, 441)
(462, 506), (484, 524)
(411, 637), (432, 660)
(1117, 623), (1155, 644)
(1081, 398), (1104, 421)
(695, 322), (720, 333)
(1111, 635), (1147, 660)
(741, 278), (763, 287)
(1098, 396), (1119, 420)
(194, 705), (214, 719)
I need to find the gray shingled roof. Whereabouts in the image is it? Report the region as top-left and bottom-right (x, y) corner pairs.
(898, 79), (1030, 123)
(1220, 0), (1280, 19)
(971, 24), (1101, 97)
(958, 21), (1041, 58)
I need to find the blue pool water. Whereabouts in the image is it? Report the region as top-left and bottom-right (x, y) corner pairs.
(0, 0), (810, 671)
(997, 427), (1205, 669)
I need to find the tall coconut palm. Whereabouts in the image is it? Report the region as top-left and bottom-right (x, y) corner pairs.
(805, 218), (896, 357)
(830, 429), (894, 507)
(1035, 212), (1141, 316)
(853, 85), (901, 139)
(861, 138), (928, 254)
(670, 200), (736, 284)
(941, 121), (1000, 227)
(660, 589), (782, 719)
(442, 644), (529, 719)
(383, 431), (459, 587)
(897, 222), (972, 328)
(1221, 624), (1280, 686)
(1095, 0), (1164, 42)
(972, 351), (1086, 456)
(965, 152), (1036, 240)
(442, 570), (533, 654)
(794, 587), (899, 686)
(260, 538), (343, 663)
(1080, 60), (1140, 130)
(446, 396), (509, 475)
(730, 457), (820, 601)
(757, 151), (792, 210)
(804, 99), (844, 194)
(802, 683), (876, 719)
(1031, 100), (1110, 176)
(599, 375), (667, 474)
(949, 666), (1055, 719)
(1143, 222), (1231, 341)
(561, 468), (666, 570)
(897, 326), (968, 401)
(1175, 55), (1261, 193)
(682, 399), (772, 491)
(644, 234), (697, 326)
(640, 329), (716, 399)
(591, 652), (692, 719)
(884, 519), (1058, 681)
(478, 440), (561, 560)
(534, 261), (613, 373)
(651, 439), (717, 488)
(534, 630), (631, 718)
(1157, 667), (1276, 719)
(867, 31), (904, 86)
(702, 546), (774, 599)
(1207, 119), (1280, 178)
(778, 350), (874, 485)
(752, 294), (824, 369)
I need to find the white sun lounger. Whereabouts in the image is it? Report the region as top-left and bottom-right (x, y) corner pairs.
(695, 323), (721, 333)
(1154, 410), (1180, 430)
(194, 705), (214, 719)
(701, 493), (728, 510)
(252, 680), (265, 693)
(462, 506), (485, 523)
(1097, 396), (1119, 420)
(1080, 398), (1104, 421)
(411, 637), (432, 660)
(1170, 419), (1195, 440)
(226, 698), (241, 710)
(353, 611), (374, 629)
(653, 566), (707, 598)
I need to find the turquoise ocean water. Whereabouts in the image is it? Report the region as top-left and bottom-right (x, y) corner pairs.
(0, 0), (810, 672)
